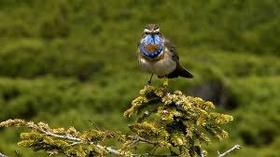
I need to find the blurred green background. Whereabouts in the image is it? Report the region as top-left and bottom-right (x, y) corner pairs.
(0, 0), (280, 156)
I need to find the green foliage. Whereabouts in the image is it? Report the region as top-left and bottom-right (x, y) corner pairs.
(0, 39), (104, 80)
(0, 77), (97, 121)
(0, 0), (279, 69)
(0, 85), (233, 157)
(0, 0), (279, 156)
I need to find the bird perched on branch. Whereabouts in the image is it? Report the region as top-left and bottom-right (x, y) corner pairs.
(138, 24), (193, 84)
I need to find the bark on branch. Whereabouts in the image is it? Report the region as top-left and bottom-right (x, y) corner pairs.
(218, 144), (241, 157)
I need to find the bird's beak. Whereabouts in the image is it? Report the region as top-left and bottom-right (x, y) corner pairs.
(151, 31), (157, 35)
(151, 34), (156, 44)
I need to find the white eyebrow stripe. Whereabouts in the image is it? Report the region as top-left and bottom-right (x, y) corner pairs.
(144, 29), (151, 33)
(154, 28), (160, 32)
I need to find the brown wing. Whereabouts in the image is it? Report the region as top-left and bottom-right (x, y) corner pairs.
(164, 39), (179, 63)
(164, 39), (193, 78)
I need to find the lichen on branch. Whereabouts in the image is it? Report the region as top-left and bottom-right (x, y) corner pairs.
(124, 85), (233, 156)
(0, 85), (235, 157)
(0, 119), (121, 156)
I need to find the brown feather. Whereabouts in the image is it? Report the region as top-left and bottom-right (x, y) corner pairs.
(164, 39), (193, 79)
(167, 64), (193, 78)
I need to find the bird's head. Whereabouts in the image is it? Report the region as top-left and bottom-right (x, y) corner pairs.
(140, 24), (164, 59)
(142, 24), (161, 36)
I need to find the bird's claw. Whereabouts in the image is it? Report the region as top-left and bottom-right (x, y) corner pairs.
(162, 78), (169, 87)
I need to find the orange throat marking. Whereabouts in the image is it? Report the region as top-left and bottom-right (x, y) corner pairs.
(145, 44), (159, 53)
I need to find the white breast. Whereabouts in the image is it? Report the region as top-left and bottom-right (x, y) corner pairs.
(138, 51), (176, 77)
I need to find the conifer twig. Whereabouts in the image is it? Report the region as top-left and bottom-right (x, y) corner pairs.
(0, 119), (127, 156)
(0, 152), (7, 157)
(217, 144), (241, 157)
(1, 83), (237, 157)
(34, 126), (124, 156)
(24, 121), (163, 156)
(200, 149), (206, 157)
(128, 135), (157, 145)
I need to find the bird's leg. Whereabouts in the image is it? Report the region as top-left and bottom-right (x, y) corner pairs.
(163, 77), (169, 87)
(147, 74), (154, 84)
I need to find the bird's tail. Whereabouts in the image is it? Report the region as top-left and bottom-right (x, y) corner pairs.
(167, 64), (193, 78)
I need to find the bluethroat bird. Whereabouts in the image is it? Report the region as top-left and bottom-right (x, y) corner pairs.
(138, 24), (193, 84)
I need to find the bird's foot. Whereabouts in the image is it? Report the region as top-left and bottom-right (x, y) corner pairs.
(146, 74), (154, 85)
(162, 78), (169, 87)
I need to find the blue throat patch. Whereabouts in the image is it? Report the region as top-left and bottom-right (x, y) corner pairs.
(140, 34), (164, 59)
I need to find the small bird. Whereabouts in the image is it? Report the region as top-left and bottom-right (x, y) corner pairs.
(138, 24), (193, 84)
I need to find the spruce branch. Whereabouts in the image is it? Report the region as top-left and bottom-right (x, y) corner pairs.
(127, 135), (158, 145)
(0, 85), (239, 157)
(124, 85), (234, 157)
(0, 119), (129, 156)
(217, 144), (241, 157)
(0, 119), (175, 157)
(0, 152), (8, 157)
(200, 149), (206, 157)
